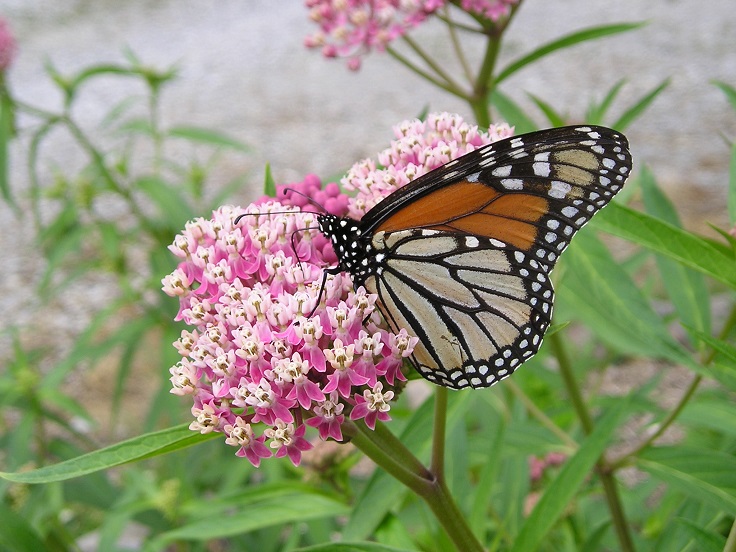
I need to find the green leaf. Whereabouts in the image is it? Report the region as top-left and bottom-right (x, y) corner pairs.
(679, 398), (736, 438)
(167, 125), (250, 152)
(510, 401), (629, 552)
(730, 142), (736, 225)
(586, 79), (626, 125)
(558, 231), (691, 366)
(489, 90), (537, 133)
(263, 162), (276, 197)
(296, 544), (417, 552)
(673, 518), (726, 552)
(136, 175), (195, 229)
(496, 22), (645, 84)
(153, 486), (349, 544)
(612, 78), (670, 131)
(526, 93), (567, 127)
(713, 79), (736, 113)
(295, 542), (416, 552)
(0, 89), (16, 209)
(594, 202), (736, 289)
(0, 503), (48, 552)
(637, 446), (736, 514)
(0, 424), (218, 483)
(640, 167), (711, 339)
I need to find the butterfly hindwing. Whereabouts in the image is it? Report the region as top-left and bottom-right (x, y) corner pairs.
(364, 229), (554, 389)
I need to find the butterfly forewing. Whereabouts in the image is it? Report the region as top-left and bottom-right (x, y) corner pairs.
(320, 125), (632, 389)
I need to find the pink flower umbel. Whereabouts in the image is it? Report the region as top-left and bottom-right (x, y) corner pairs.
(304, 1), (518, 69)
(163, 115), (511, 467)
(163, 177), (415, 467)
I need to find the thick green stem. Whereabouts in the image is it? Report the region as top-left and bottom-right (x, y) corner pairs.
(347, 416), (484, 552)
(550, 332), (636, 552)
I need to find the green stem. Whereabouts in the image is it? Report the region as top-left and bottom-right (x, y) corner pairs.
(347, 416), (484, 552)
(442, 6), (475, 84)
(610, 304), (736, 469)
(402, 34), (465, 95)
(550, 332), (636, 552)
(505, 379), (578, 449)
(386, 45), (465, 98)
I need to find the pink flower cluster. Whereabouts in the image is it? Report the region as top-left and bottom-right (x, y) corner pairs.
(529, 452), (567, 483)
(162, 182), (418, 467)
(0, 18), (16, 72)
(342, 111), (514, 219)
(304, 0), (518, 69)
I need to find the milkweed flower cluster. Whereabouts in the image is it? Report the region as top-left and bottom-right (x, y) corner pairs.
(0, 18), (16, 72)
(162, 178), (418, 467)
(342, 111), (514, 218)
(304, 0), (518, 69)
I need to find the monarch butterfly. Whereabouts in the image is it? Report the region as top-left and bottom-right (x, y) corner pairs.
(315, 125), (632, 390)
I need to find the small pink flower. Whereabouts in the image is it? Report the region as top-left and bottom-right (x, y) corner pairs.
(265, 421), (313, 466)
(323, 339), (369, 397)
(224, 418), (272, 467)
(0, 18), (16, 72)
(303, 1), (518, 69)
(350, 382), (395, 430)
(305, 391), (345, 441)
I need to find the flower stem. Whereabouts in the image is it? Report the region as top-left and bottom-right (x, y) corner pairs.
(549, 332), (636, 552)
(347, 416), (484, 552)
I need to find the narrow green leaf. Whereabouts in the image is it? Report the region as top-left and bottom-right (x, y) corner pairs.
(0, 89), (16, 209)
(0, 424), (218, 483)
(136, 176), (194, 229)
(586, 79), (626, 125)
(468, 413), (506, 535)
(673, 518), (726, 552)
(0, 503), (48, 552)
(640, 167), (711, 338)
(729, 142), (736, 225)
(496, 22), (645, 84)
(297, 543), (417, 552)
(155, 490), (349, 543)
(713, 80), (736, 113)
(510, 401), (628, 552)
(489, 90), (537, 134)
(637, 446), (736, 514)
(526, 93), (567, 127)
(594, 202), (736, 289)
(612, 78), (670, 131)
(68, 64), (140, 90)
(679, 398), (736, 438)
(167, 125), (250, 152)
(263, 162), (276, 197)
(558, 231), (691, 365)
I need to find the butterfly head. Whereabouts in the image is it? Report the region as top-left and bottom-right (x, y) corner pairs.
(317, 213), (373, 280)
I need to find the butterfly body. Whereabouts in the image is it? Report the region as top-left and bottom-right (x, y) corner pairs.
(317, 125), (631, 389)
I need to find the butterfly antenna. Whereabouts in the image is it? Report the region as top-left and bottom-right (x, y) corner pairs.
(283, 187), (327, 213)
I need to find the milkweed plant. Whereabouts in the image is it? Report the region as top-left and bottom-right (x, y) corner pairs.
(2, 2), (736, 552)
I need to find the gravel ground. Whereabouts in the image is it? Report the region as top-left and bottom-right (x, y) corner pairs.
(1, 1), (734, 428)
